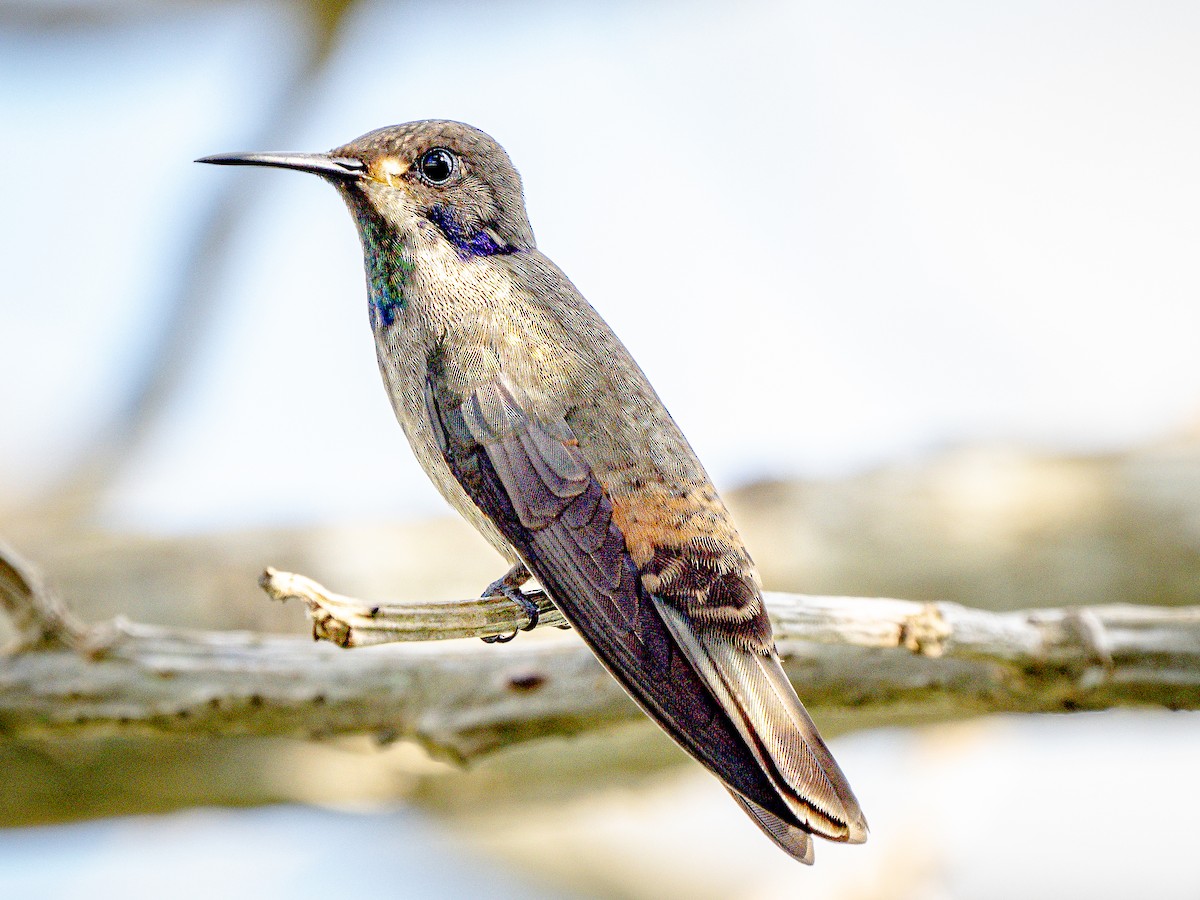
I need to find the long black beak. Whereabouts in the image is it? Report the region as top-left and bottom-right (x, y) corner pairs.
(195, 152), (366, 181)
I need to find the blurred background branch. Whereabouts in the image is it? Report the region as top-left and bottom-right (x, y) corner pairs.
(28, 0), (361, 525)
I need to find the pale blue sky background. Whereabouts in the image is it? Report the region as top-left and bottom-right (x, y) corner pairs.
(3, 0), (1199, 532)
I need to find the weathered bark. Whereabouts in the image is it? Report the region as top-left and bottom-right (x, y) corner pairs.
(2, 543), (1196, 763)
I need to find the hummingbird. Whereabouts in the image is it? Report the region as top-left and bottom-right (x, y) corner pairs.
(199, 120), (867, 863)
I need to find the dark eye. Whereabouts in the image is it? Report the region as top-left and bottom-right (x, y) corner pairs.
(418, 148), (456, 185)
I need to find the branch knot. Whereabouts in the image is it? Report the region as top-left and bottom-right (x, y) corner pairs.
(897, 603), (951, 657)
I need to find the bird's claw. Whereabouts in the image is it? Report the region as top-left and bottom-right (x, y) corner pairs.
(481, 584), (540, 644)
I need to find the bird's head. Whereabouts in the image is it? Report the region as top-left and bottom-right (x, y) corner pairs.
(198, 120), (536, 259)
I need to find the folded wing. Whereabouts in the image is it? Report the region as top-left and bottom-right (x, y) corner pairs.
(423, 370), (865, 861)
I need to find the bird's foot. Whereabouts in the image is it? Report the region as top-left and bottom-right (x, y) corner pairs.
(480, 563), (537, 644)
(482, 584), (540, 644)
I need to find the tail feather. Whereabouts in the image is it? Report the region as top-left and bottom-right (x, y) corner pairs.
(729, 790), (814, 864)
(654, 597), (868, 846)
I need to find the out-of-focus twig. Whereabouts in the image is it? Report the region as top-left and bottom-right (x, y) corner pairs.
(0, 539), (86, 652)
(35, 0), (361, 523)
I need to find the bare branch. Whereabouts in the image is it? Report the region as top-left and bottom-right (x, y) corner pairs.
(1, 550), (1196, 762)
(259, 567), (568, 645)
